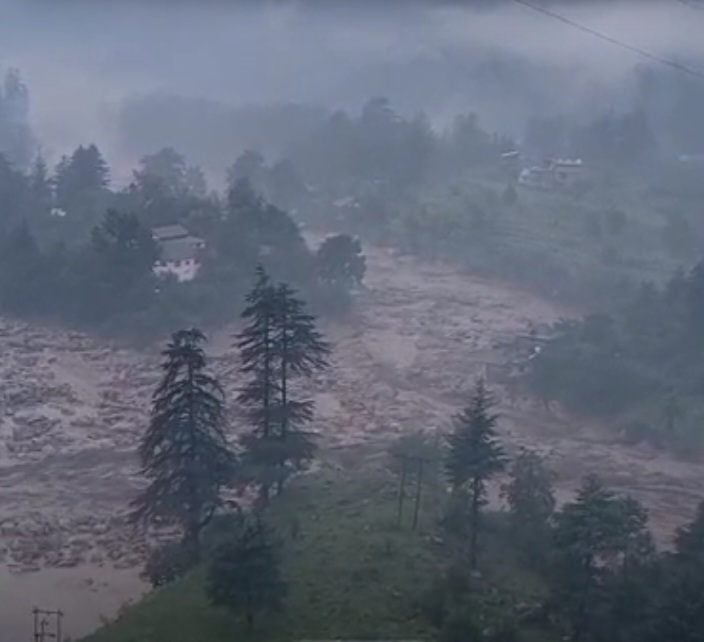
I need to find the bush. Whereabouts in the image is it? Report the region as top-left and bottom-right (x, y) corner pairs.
(141, 541), (199, 588)
(201, 511), (245, 558)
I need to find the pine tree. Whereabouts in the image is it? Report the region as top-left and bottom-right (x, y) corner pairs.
(647, 503), (704, 642)
(206, 514), (287, 631)
(272, 282), (330, 493)
(502, 448), (556, 567)
(29, 155), (52, 205)
(236, 266), (280, 503)
(55, 144), (109, 203)
(552, 475), (654, 642)
(444, 379), (505, 569)
(237, 269), (330, 501)
(675, 501), (704, 560)
(130, 329), (235, 558)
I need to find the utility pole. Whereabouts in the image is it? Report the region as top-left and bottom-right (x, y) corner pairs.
(33, 607), (63, 642)
(412, 456), (425, 531)
(396, 456), (408, 527)
(396, 451), (434, 531)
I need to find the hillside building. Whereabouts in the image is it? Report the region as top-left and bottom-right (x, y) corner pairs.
(151, 224), (205, 283)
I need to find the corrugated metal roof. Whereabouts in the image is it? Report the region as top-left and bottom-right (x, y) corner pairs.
(152, 224), (189, 241)
(158, 236), (204, 262)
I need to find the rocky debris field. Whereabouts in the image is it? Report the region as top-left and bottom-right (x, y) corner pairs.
(0, 244), (703, 638)
(0, 323), (156, 575)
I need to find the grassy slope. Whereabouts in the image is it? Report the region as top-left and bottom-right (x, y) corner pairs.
(420, 170), (694, 306)
(81, 466), (554, 642)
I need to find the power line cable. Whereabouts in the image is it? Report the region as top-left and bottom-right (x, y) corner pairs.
(675, 0), (704, 12)
(512, 0), (704, 81)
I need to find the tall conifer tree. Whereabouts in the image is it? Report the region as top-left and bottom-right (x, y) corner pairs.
(444, 378), (505, 569)
(272, 282), (330, 492)
(131, 329), (235, 557)
(237, 268), (330, 500)
(236, 266), (280, 502)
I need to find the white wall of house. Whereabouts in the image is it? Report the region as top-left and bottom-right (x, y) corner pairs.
(154, 258), (200, 282)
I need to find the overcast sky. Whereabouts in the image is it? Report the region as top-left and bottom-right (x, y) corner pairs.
(1, 0), (703, 170)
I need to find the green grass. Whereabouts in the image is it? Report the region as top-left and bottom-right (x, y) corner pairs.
(418, 169), (695, 308)
(81, 465), (555, 642)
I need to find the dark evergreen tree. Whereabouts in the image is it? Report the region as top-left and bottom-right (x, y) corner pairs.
(266, 158), (306, 210)
(237, 268), (330, 501)
(0, 153), (26, 231)
(647, 502), (704, 642)
(0, 219), (45, 314)
(444, 379), (505, 569)
(206, 514), (287, 631)
(0, 69), (33, 170)
(134, 147), (188, 198)
(130, 329), (236, 558)
(551, 476), (654, 642)
(236, 267), (281, 503)
(91, 209), (158, 291)
(82, 209), (158, 321)
(53, 144), (110, 237)
(29, 155), (52, 206)
(675, 501), (704, 560)
(226, 150), (267, 194)
(272, 282), (330, 493)
(54, 144), (109, 203)
(315, 234), (366, 288)
(502, 448), (556, 567)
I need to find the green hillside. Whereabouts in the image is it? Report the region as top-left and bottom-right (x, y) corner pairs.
(81, 466), (553, 642)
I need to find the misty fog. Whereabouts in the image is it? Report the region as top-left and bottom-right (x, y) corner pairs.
(5, 2), (704, 640)
(2, 0), (704, 183)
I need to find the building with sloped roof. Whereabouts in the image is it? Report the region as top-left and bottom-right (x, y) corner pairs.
(152, 224), (205, 282)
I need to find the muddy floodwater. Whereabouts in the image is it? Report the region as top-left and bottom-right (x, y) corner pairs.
(1, 244), (703, 640)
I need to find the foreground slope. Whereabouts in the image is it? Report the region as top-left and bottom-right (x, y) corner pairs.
(1, 242), (703, 637)
(81, 469), (554, 642)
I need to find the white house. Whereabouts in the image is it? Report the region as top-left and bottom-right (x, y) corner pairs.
(518, 158), (584, 190)
(151, 224), (205, 283)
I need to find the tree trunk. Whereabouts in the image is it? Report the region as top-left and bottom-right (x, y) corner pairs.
(469, 477), (480, 570)
(186, 362), (201, 560)
(246, 586), (254, 632)
(261, 313), (273, 501)
(258, 485), (270, 508)
(412, 458), (424, 531)
(397, 458), (408, 527)
(263, 314), (271, 439)
(183, 522), (201, 564)
(277, 319), (288, 497)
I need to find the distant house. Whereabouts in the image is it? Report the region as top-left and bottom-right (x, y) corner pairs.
(151, 224), (206, 283)
(551, 159), (584, 188)
(679, 153), (704, 164)
(332, 196), (360, 210)
(518, 166), (553, 190)
(518, 158), (584, 190)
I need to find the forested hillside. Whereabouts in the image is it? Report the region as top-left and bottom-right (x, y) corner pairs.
(1, 40), (704, 641)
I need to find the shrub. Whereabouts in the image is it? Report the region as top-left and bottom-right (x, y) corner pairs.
(141, 541), (198, 588)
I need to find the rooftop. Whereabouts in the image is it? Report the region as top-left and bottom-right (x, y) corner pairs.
(158, 236), (204, 263)
(152, 224), (190, 242)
